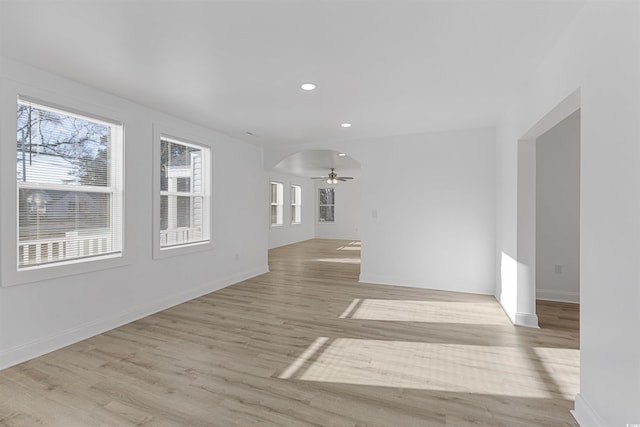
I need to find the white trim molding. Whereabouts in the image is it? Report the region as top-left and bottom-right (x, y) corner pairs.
(152, 124), (215, 260)
(537, 289), (579, 304)
(515, 312), (539, 328)
(359, 274), (494, 296)
(572, 393), (606, 427)
(0, 266), (268, 371)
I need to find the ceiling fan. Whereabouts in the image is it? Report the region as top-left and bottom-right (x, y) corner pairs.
(312, 168), (354, 184)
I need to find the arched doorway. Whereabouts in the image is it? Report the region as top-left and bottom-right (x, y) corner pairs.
(267, 149), (362, 249)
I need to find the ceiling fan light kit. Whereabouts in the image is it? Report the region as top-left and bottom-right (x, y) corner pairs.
(312, 168), (354, 184)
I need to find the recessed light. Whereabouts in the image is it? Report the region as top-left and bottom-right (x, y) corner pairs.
(338, 153), (346, 157)
(300, 83), (316, 91)
(341, 123), (352, 128)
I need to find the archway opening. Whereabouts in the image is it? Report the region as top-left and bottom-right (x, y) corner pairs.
(268, 149), (363, 254)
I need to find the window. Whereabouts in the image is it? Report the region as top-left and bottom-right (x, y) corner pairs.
(270, 182), (283, 226)
(318, 187), (335, 223)
(16, 98), (123, 269)
(291, 185), (302, 224)
(160, 137), (210, 248)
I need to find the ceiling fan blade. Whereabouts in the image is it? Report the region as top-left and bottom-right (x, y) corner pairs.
(311, 169), (355, 181)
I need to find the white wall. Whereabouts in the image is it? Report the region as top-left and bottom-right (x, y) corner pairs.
(268, 172), (315, 249)
(0, 58), (269, 369)
(516, 138), (539, 327)
(357, 128), (496, 294)
(536, 111), (580, 303)
(314, 179), (361, 241)
(495, 2), (640, 425)
(265, 127), (496, 296)
(265, 127), (496, 295)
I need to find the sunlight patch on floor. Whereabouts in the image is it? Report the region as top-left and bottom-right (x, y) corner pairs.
(279, 337), (329, 379)
(282, 338), (555, 398)
(339, 299), (510, 324)
(339, 298), (362, 318)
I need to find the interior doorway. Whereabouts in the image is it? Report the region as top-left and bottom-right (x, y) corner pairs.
(268, 149), (362, 250)
(516, 89), (581, 327)
(535, 110), (580, 307)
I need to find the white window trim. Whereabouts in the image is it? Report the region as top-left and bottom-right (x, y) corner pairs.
(1, 83), (129, 287)
(270, 181), (284, 226)
(291, 184), (302, 225)
(317, 187), (336, 224)
(158, 136), (210, 249)
(16, 98), (124, 270)
(152, 124), (214, 260)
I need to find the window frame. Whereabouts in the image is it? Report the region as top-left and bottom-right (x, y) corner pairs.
(153, 124), (213, 260)
(15, 97), (124, 270)
(270, 181), (284, 226)
(1, 86), (128, 287)
(291, 184), (302, 225)
(317, 187), (336, 224)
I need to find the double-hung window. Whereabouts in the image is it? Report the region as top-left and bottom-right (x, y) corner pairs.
(16, 98), (123, 269)
(291, 185), (302, 224)
(318, 187), (335, 223)
(159, 137), (210, 248)
(270, 182), (283, 226)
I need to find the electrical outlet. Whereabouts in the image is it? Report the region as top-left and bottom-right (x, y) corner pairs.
(554, 264), (562, 274)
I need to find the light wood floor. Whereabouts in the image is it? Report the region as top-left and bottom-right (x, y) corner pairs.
(0, 239), (579, 426)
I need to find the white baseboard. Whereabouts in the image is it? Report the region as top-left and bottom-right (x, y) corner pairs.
(268, 236), (314, 249)
(0, 266), (268, 371)
(497, 292), (539, 328)
(572, 393), (606, 427)
(359, 274), (494, 295)
(537, 289), (579, 304)
(515, 311), (539, 328)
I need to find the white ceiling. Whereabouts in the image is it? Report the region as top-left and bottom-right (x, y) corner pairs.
(0, 0), (584, 148)
(272, 150), (361, 179)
